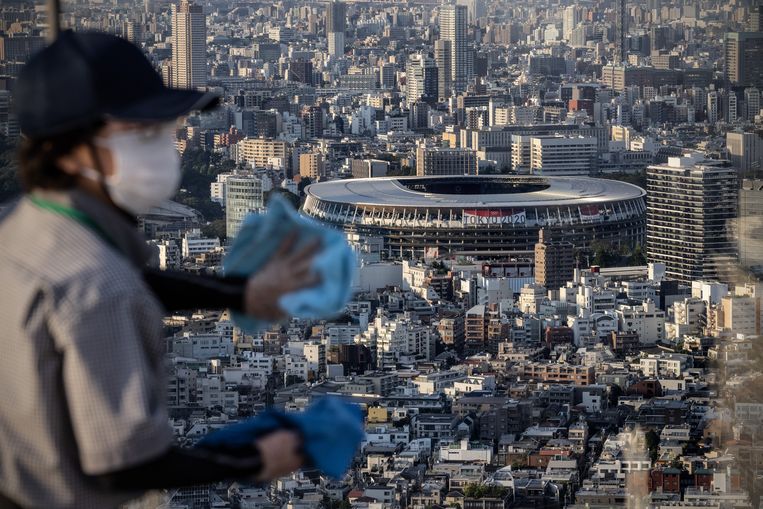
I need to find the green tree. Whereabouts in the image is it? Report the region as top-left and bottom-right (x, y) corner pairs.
(630, 243), (647, 265)
(173, 149), (234, 221)
(201, 219), (226, 241)
(297, 177), (312, 194)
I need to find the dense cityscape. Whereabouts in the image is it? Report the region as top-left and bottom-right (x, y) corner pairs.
(1, 0), (763, 507)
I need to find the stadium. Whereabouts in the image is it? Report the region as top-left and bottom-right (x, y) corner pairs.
(302, 175), (646, 259)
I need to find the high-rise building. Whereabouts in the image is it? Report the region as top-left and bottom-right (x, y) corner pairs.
(326, 0), (346, 58)
(707, 91), (719, 124)
(439, 4), (472, 93)
(416, 146), (477, 176)
(434, 39), (452, 100)
(171, 0), (207, 89)
(726, 131), (763, 174)
(535, 229), (574, 293)
(225, 174), (264, 239)
(727, 93), (739, 123)
(455, 0), (485, 25)
(646, 153), (738, 284)
(739, 179), (763, 275)
(615, 0), (627, 64)
(724, 32), (763, 88)
(562, 6), (581, 42)
(745, 87), (761, 120)
(379, 63), (396, 89)
(406, 53), (438, 105)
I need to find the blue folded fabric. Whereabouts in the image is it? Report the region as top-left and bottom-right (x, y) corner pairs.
(196, 397), (365, 479)
(224, 194), (355, 332)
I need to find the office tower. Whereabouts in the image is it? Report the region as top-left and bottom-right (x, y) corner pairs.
(562, 6), (581, 42)
(739, 179), (763, 275)
(529, 136), (598, 175)
(745, 87), (761, 120)
(326, 0), (346, 58)
(616, 0), (627, 64)
(727, 93), (739, 123)
(707, 91), (719, 124)
(225, 174), (264, 239)
(406, 53), (438, 105)
(379, 63), (396, 89)
(534, 229), (574, 293)
(171, 0), (207, 89)
(724, 32), (763, 88)
(646, 154), (738, 284)
(434, 39), (452, 100)
(415, 146), (477, 176)
(726, 131), (763, 175)
(439, 4), (472, 93)
(456, 0), (486, 24)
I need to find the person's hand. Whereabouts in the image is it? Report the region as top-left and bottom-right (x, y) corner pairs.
(254, 430), (304, 481)
(244, 234), (322, 321)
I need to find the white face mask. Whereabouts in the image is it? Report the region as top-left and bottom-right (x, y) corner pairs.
(81, 125), (181, 215)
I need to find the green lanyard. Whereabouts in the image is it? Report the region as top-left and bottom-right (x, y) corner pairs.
(28, 194), (119, 250)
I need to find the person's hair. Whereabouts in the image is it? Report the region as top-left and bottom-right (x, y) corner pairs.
(18, 122), (104, 191)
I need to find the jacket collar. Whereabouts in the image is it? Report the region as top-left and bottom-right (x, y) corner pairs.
(31, 188), (152, 268)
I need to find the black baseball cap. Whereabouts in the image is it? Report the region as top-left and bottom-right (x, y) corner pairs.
(15, 30), (219, 139)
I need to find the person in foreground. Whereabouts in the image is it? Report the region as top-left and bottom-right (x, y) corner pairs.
(0, 31), (318, 508)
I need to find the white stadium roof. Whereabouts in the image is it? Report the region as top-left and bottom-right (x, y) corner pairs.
(305, 175), (645, 209)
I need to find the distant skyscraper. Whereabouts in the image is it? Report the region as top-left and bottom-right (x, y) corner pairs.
(171, 0), (207, 89)
(707, 91), (719, 124)
(406, 53), (438, 105)
(744, 87), (761, 120)
(434, 39), (452, 100)
(727, 93), (739, 123)
(724, 32), (763, 88)
(726, 131), (763, 175)
(616, 0), (627, 64)
(379, 63), (396, 89)
(646, 153), (738, 284)
(326, 0), (346, 58)
(562, 5), (581, 42)
(439, 4), (472, 93)
(739, 178), (763, 276)
(225, 174), (264, 239)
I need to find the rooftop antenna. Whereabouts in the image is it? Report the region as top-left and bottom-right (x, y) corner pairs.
(46, 0), (62, 43)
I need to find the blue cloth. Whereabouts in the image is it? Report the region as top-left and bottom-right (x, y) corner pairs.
(224, 195), (355, 333)
(196, 397), (365, 479)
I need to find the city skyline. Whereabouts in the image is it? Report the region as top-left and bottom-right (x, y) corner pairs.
(1, 0), (763, 507)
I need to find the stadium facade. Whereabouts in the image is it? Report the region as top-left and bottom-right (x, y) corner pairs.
(302, 175), (646, 259)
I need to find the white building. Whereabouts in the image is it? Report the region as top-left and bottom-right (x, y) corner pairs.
(616, 300), (665, 344)
(439, 439), (493, 463)
(529, 136), (598, 175)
